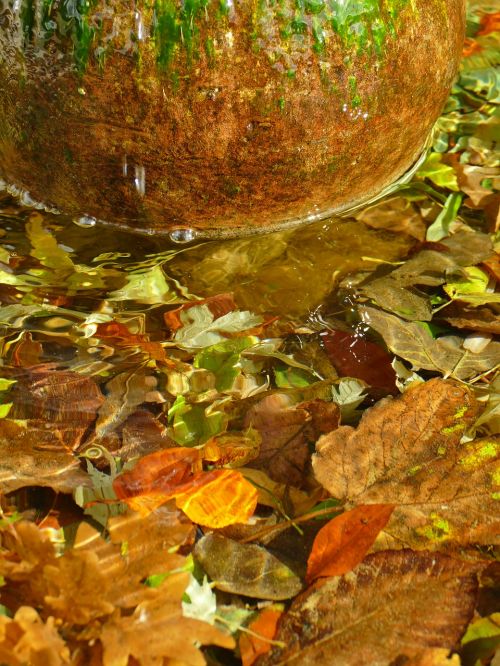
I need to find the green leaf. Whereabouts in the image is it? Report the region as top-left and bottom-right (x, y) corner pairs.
(444, 266), (500, 305)
(274, 365), (313, 388)
(74, 459), (127, 527)
(109, 264), (180, 304)
(0, 378), (16, 392)
(26, 216), (75, 272)
(167, 395), (227, 446)
(426, 193), (463, 241)
(416, 153), (460, 191)
(0, 403), (13, 419)
(194, 337), (258, 392)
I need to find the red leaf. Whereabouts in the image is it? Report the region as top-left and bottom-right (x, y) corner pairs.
(477, 12), (500, 36)
(321, 330), (397, 394)
(306, 504), (395, 583)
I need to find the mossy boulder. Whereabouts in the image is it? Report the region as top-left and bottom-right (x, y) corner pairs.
(0, 0), (464, 239)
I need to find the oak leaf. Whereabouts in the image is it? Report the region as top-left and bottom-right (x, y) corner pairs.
(313, 379), (500, 550)
(257, 550), (480, 665)
(0, 606), (70, 666)
(305, 504), (395, 583)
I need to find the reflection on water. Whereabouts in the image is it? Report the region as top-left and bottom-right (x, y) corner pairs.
(0, 191), (413, 329)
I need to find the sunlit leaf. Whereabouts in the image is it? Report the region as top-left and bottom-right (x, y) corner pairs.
(426, 193), (463, 241)
(313, 379), (500, 552)
(306, 504), (395, 583)
(259, 551), (480, 665)
(108, 264), (180, 304)
(174, 304), (263, 349)
(416, 153), (460, 191)
(182, 575), (217, 624)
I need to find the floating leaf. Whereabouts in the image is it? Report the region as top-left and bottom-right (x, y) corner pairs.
(313, 379), (500, 551)
(361, 306), (500, 380)
(258, 550), (480, 665)
(243, 394), (311, 487)
(306, 504), (395, 583)
(194, 533), (302, 600)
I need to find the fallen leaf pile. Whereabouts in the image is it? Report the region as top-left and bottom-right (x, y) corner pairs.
(0, 4), (498, 665)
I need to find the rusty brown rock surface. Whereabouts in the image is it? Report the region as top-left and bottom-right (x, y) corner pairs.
(0, 0), (465, 238)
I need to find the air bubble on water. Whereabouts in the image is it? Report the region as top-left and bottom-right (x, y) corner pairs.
(134, 164), (146, 196)
(74, 215), (97, 228)
(135, 11), (145, 41)
(169, 228), (197, 244)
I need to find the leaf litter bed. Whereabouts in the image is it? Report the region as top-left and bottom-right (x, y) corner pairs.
(0, 3), (499, 665)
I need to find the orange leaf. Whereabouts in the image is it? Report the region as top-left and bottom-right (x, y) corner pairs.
(240, 607), (283, 666)
(306, 504), (395, 583)
(113, 447), (202, 499)
(174, 469), (258, 528)
(478, 12), (500, 36)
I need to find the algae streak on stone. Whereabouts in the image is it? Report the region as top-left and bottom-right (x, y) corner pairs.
(9, 0), (413, 76)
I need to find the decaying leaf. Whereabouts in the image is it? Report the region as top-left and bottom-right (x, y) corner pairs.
(361, 306), (500, 380)
(305, 504), (395, 583)
(99, 572), (234, 666)
(0, 418), (89, 493)
(194, 533), (303, 600)
(258, 550), (481, 665)
(243, 394), (311, 487)
(439, 302), (500, 335)
(313, 379), (500, 550)
(8, 367), (104, 449)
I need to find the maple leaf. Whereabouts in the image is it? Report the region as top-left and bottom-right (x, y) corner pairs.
(312, 379), (500, 551)
(257, 550), (481, 665)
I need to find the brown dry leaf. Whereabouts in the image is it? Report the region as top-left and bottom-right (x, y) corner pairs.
(312, 379), (500, 551)
(361, 306), (500, 380)
(120, 409), (175, 460)
(243, 394), (311, 487)
(257, 550), (480, 666)
(99, 572), (234, 666)
(0, 419), (89, 493)
(0, 606), (70, 666)
(8, 367), (104, 449)
(439, 302), (500, 335)
(194, 533), (303, 600)
(355, 195), (427, 240)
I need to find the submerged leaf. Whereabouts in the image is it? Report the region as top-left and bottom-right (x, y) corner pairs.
(258, 550), (480, 666)
(194, 533), (302, 600)
(361, 306), (500, 380)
